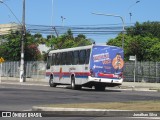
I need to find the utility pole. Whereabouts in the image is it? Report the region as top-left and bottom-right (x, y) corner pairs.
(129, 12), (132, 24)
(20, 0), (25, 82)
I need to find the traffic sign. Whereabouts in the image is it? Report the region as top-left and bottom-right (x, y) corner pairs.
(0, 57), (5, 63)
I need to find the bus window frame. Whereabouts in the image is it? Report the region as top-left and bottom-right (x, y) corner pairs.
(51, 53), (56, 65)
(66, 51), (72, 65)
(85, 49), (91, 64)
(46, 55), (52, 69)
(73, 50), (79, 65)
(79, 49), (86, 64)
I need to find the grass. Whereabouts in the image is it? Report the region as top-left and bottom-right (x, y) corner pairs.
(149, 88), (160, 92)
(42, 100), (160, 111)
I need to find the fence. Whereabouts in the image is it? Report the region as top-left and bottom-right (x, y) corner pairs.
(1, 61), (46, 81)
(1, 61), (160, 83)
(124, 61), (160, 83)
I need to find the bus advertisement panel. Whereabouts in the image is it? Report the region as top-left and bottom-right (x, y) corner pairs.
(90, 45), (124, 81)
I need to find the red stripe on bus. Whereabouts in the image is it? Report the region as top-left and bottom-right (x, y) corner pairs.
(98, 72), (114, 78)
(46, 72), (90, 76)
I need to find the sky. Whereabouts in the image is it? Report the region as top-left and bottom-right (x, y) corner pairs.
(0, 0), (160, 43)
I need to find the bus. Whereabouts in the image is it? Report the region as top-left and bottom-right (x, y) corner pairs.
(46, 44), (124, 91)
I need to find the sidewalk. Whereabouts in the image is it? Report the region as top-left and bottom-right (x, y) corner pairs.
(121, 82), (160, 91)
(0, 77), (49, 86)
(0, 77), (160, 91)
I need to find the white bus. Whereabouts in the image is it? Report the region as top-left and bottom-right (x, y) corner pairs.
(46, 44), (124, 91)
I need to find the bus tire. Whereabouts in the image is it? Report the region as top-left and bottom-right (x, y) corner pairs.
(71, 76), (81, 90)
(95, 85), (105, 91)
(49, 76), (57, 87)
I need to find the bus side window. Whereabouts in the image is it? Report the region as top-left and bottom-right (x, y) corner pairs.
(73, 51), (79, 65)
(55, 53), (58, 65)
(79, 50), (86, 64)
(61, 52), (67, 65)
(66, 51), (72, 65)
(56, 53), (62, 65)
(60, 53), (62, 65)
(85, 49), (91, 64)
(71, 51), (74, 65)
(46, 55), (52, 69)
(51, 53), (56, 65)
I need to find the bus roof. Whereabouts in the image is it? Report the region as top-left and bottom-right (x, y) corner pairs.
(48, 44), (121, 54)
(49, 45), (93, 54)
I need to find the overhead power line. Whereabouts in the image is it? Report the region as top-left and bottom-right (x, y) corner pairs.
(26, 24), (130, 36)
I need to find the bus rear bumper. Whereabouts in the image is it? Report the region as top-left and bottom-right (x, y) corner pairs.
(83, 76), (123, 87)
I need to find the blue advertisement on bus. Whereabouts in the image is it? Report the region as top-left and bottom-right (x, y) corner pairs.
(90, 45), (124, 79)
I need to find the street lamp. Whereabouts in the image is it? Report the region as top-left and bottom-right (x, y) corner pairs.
(128, 1), (140, 24)
(92, 12), (125, 49)
(129, 12), (132, 24)
(61, 16), (66, 26)
(128, 0), (140, 9)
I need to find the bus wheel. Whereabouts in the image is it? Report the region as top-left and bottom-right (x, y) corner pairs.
(71, 77), (81, 90)
(49, 76), (57, 87)
(95, 86), (105, 91)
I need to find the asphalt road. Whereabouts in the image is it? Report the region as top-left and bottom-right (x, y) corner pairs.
(0, 84), (160, 111)
(0, 84), (160, 120)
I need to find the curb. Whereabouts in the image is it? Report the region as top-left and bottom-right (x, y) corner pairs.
(32, 106), (130, 117)
(119, 86), (158, 92)
(0, 82), (49, 86)
(32, 106), (122, 111)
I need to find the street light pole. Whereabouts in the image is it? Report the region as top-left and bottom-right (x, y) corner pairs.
(61, 16), (66, 26)
(127, 1), (140, 25)
(129, 12), (132, 24)
(92, 12), (125, 49)
(20, 0), (25, 82)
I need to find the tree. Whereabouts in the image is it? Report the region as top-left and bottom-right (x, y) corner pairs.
(46, 29), (92, 49)
(0, 31), (21, 61)
(107, 21), (160, 61)
(25, 43), (42, 61)
(149, 41), (160, 61)
(0, 29), (92, 61)
(0, 31), (42, 61)
(126, 21), (160, 38)
(34, 33), (46, 44)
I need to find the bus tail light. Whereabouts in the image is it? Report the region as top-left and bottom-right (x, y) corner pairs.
(90, 69), (95, 77)
(119, 72), (123, 79)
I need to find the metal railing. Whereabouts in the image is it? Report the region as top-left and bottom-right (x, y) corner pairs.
(124, 61), (160, 83)
(1, 61), (46, 81)
(1, 61), (160, 83)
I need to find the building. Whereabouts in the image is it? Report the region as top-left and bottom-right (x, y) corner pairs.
(0, 22), (21, 35)
(38, 44), (50, 54)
